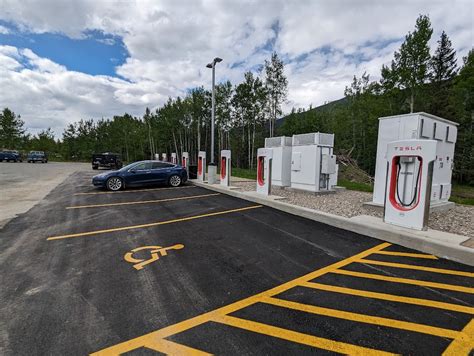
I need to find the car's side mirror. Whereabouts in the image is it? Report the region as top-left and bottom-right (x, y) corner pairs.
(130, 169), (136, 173)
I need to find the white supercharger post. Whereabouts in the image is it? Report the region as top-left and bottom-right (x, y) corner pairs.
(256, 148), (273, 195)
(220, 150), (231, 187)
(162, 153), (167, 162)
(154, 153), (160, 160)
(182, 152), (189, 178)
(171, 153), (177, 164)
(197, 151), (206, 182)
(384, 139), (437, 230)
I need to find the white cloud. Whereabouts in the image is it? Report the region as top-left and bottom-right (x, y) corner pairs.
(0, 0), (472, 137)
(0, 24), (10, 34)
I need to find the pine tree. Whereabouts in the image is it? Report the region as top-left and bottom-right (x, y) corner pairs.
(0, 108), (25, 149)
(264, 52), (288, 137)
(451, 50), (474, 184)
(431, 31), (458, 83)
(430, 31), (458, 117)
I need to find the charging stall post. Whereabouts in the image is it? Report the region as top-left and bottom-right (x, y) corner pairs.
(161, 153), (167, 162)
(197, 151), (206, 182)
(220, 150), (231, 187)
(384, 139), (437, 230)
(256, 148), (273, 196)
(171, 153), (177, 164)
(182, 152), (189, 178)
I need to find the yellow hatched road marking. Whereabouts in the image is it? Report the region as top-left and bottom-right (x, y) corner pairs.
(213, 314), (396, 355)
(141, 338), (211, 355)
(90, 243), (391, 355)
(358, 259), (474, 277)
(443, 319), (474, 356)
(262, 297), (460, 338)
(332, 269), (474, 294)
(74, 185), (196, 196)
(373, 251), (438, 259)
(66, 193), (220, 209)
(48, 205), (263, 241)
(301, 281), (474, 315)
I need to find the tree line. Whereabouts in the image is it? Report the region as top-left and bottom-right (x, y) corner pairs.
(1, 15), (472, 183)
(280, 15), (473, 185)
(0, 52), (288, 169)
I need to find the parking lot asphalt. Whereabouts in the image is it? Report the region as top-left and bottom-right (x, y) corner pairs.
(0, 171), (473, 355)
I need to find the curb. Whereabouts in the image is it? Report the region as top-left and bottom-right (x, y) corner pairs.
(190, 180), (473, 266)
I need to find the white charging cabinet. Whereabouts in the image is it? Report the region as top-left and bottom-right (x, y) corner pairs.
(290, 132), (337, 192)
(265, 136), (292, 187)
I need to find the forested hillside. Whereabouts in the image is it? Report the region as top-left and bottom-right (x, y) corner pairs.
(1, 15), (472, 184)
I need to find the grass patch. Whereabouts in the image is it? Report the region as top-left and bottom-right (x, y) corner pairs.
(232, 167), (256, 180)
(449, 196), (474, 205)
(337, 179), (373, 192)
(450, 184), (474, 205)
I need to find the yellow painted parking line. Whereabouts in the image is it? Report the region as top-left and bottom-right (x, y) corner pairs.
(443, 318), (474, 356)
(74, 185), (196, 196)
(332, 269), (474, 294)
(141, 338), (211, 355)
(91, 243), (391, 354)
(47, 205), (263, 241)
(262, 297), (460, 338)
(301, 281), (474, 315)
(358, 259), (474, 277)
(213, 314), (395, 355)
(66, 193), (220, 209)
(373, 251), (438, 259)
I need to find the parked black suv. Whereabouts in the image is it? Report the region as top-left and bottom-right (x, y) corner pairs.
(92, 153), (123, 170)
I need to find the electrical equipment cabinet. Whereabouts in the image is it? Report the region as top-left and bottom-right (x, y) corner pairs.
(265, 136), (292, 187)
(290, 132), (337, 192)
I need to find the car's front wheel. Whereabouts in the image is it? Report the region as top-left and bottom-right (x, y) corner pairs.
(169, 174), (182, 187)
(106, 177), (123, 191)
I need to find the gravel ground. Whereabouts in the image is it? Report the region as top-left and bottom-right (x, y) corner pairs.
(232, 180), (474, 238)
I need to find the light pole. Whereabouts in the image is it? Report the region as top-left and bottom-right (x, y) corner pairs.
(206, 57), (222, 184)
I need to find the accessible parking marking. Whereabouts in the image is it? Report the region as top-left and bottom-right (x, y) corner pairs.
(74, 185), (197, 196)
(91, 242), (474, 355)
(65, 193), (220, 209)
(47, 205), (263, 241)
(124, 244), (185, 270)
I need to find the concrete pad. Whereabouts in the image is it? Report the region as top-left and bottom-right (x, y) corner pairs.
(242, 191), (287, 201)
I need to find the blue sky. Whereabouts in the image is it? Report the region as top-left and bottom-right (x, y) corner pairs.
(0, 0), (471, 137)
(0, 21), (127, 76)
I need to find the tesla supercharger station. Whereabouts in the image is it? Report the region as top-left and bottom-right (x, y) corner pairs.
(384, 139), (437, 230)
(154, 153), (160, 160)
(171, 153), (177, 164)
(182, 152), (189, 177)
(220, 150), (231, 187)
(162, 153), (167, 162)
(256, 148), (273, 196)
(372, 113), (457, 209)
(197, 151), (206, 182)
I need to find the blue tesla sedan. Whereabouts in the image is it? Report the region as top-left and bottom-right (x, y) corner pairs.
(92, 160), (188, 191)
